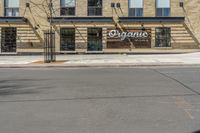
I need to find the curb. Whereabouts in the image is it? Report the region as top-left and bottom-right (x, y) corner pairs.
(0, 63), (200, 68)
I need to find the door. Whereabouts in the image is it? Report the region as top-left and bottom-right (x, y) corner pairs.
(1, 27), (17, 53)
(155, 27), (171, 47)
(87, 28), (102, 51)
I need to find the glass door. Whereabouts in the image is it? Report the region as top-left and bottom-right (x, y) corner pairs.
(87, 28), (102, 51)
(155, 27), (171, 47)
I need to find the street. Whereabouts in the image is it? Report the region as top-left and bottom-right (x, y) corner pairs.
(0, 67), (200, 133)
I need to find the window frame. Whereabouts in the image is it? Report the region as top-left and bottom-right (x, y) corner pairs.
(4, 0), (20, 17)
(60, 0), (76, 16)
(60, 28), (76, 51)
(128, 0), (144, 17)
(87, 28), (103, 51)
(155, 27), (171, 48)
(155, 0), (171, 17)
(87, 0), (103, 16)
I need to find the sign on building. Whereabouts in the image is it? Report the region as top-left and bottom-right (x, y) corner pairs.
(107, 29), (151, 48)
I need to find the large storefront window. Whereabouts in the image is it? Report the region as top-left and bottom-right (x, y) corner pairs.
(60, 28), (75, 51)
(4, 0), (19, 16)
(155, 27), (171, 47)
(60, 0), (76, 16)
(88, 0), (102, 16)
(129, 0), (143, 17)
(156, 0), (170, 17)
(1, 27), (17, 53)
(87, 28), (102, 51)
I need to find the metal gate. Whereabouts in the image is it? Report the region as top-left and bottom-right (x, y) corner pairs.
(44, 30), (56, 63)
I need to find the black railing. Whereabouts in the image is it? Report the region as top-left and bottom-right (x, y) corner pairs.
(44, 30), (56, 63)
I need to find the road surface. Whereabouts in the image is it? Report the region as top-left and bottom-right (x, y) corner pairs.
(0, 67), (200, 133)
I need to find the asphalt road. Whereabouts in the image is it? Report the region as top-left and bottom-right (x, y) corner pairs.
(0, 67), (200, 133)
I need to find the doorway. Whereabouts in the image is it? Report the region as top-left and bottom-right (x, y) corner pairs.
(1, 27), (17, 53)
(87, 28), (102, 51)
(155, 27), (171, 47)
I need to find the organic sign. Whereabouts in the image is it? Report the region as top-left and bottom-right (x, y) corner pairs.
(108, 30), (149, 41)
(107, 29), (151, 48)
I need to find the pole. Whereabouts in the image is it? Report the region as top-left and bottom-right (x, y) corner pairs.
(49, 0), (54, 62)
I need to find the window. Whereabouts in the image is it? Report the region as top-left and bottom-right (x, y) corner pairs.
(60, 0), (75, 16)
(60, 28), (75, 51)
(129, 0), (143, 17)
(4, 0), (19, 16)
(88, 0), (102, 16)
(1, 27), (17, 52)
(155, 27), (171, 47)
(156, 0), (170, 16)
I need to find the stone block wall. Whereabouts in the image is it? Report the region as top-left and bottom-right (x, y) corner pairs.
(0, 0), (199, 53)
(184, 0), (200, 46)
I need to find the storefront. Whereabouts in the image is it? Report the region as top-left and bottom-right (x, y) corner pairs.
(51, 16), (199, 53)
(0, 0), (199, 54)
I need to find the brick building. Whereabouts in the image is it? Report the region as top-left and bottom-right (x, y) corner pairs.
(0, 0), (200, 54)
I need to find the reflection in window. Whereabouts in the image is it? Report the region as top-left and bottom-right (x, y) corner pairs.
(155, 27), (171, 47)
(60, 0), (75, 16)
(60, 28), (75, 51)
(156, 0), (170, 16)
(88, 0), (102, 16)
(129, 0), (143, 17)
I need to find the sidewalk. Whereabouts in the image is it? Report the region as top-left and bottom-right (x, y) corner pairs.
(0, 52), (200, 67)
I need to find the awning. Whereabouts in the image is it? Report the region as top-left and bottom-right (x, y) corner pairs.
(50, 17), (113, 24)
(0, 17), (27, 23)
(119, 17), (185, 23)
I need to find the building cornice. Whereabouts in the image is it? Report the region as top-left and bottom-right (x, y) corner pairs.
(0, 17), (27, 23)
(50, 17), (114, 23)
(119, 17), (185, 23)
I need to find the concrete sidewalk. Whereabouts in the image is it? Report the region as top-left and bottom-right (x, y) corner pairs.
(0, 52), (200, 67)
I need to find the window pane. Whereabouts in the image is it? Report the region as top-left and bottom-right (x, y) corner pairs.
(129, 0), (143, 8)
(5, 8), (13, 16)
(13, 8), (19, 16)
(163, 8), (170, 16)
(88, 0), (102, 7)
(129, 8), (135, 16)
(61, 0), (75, 7)
(157, 0), (170, 8)
(61, 7), (75, 15)
(156, 8), (162, 16)
(135, 8), (143, 16)
(88, 7), (102, 16)
(60, 28), (75, 51)
(5, 0), (19, 8)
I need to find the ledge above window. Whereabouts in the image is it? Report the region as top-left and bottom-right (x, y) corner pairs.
(49, 17), (114, 23)
(119, 17), (185, 23)
(0, 17), (27, 23)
